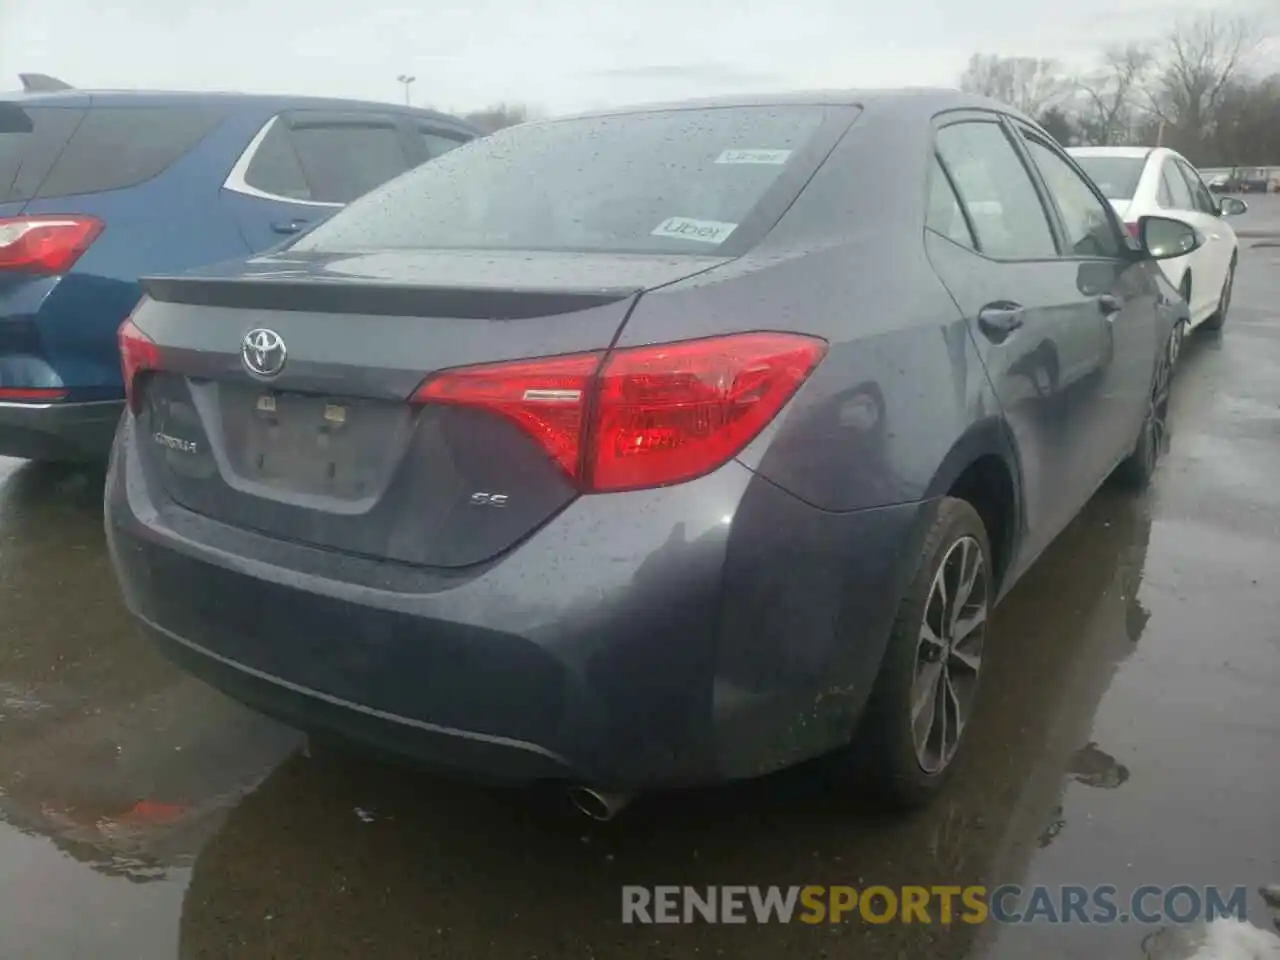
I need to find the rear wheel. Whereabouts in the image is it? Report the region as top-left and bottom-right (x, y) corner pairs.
(1201, 257), (1235, 332)
(845, 497), (991, 809)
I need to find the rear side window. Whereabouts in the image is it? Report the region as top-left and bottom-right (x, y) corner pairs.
(1175, 159), (1218, 214)
(0, 105), (84, 202)
(1161, 160), (1194, 209)
(418, 130), (467, 161)
(935, 121), (1057, 260)
(34, 106), (227, 199)
(242, 117), (412, 204)
(243, 120), (313, 201)
(292, 105), (831, 255)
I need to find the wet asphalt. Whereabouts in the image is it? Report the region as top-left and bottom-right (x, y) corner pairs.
(2, 228), (1279, 960)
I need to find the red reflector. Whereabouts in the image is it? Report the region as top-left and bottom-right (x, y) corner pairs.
(119, 313), (161, 413)
(1125, 221), (1140, 238)
(413, 332), (828, 493)
(0, 216), (104, 274)
(0, 386), (69, 402)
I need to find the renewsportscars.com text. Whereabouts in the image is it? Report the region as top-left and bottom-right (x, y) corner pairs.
(621, 884), (1250, 925)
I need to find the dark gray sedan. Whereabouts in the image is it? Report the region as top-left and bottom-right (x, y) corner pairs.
(105, 89), (1196, 820)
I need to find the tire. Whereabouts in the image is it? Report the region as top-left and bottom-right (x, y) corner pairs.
(1113, 325), (1174, 490)
(844, 497), (992, 810)
(1167, 273), (1190, 367)
(1201, 257), (1236, 332)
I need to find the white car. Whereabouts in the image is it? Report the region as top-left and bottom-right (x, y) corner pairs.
(1068, 146), (1247, 341)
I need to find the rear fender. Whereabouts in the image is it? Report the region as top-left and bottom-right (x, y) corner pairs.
(922, 416), (1024, 594)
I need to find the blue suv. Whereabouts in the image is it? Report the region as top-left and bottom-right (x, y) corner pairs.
(0, 79), (478, 461)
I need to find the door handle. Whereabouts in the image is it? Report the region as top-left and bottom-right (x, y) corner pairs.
(977, 302), (1024, 341)
(1097, 293), (1123, 317)
(271, 218), (309, 235)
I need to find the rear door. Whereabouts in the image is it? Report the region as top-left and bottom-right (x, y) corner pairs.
(924, 112), (1112, 562)
(1172, 157), (1233, 318)
(222, 110), (415, 250)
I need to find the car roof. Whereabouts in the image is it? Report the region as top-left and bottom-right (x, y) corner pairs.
(538, 87), (1033, 124)
(1068, 146), (1161, 160)
(0, 86), (474, 129)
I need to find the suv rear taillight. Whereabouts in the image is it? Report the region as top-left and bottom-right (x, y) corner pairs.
(0, 216), (104, 274)
(0, 387), (68, 402)
(414, 332), (828, 493)
(118, 314), (160, 413)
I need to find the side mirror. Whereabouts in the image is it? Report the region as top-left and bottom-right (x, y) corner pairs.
(1218, 196), (1248, 216)
(1138, 216), (1204, 260)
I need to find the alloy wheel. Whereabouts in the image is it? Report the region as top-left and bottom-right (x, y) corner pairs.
(1219, 265), (1235, 321)
(1144, 339), (1173, 471)
(911, 535), (988, 774)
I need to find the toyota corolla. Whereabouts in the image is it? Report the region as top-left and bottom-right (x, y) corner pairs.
(105, 90), (1195, 819)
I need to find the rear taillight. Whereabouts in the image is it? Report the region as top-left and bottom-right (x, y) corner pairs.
(1125, 221), (1140, 239)
(118, 314), (160, 413)
(414, 332), (827, 493)
(0, 216), (104, 274)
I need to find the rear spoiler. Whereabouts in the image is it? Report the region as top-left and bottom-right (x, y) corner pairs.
(140, 275), (637, 320)
(18, 73), (74, 92)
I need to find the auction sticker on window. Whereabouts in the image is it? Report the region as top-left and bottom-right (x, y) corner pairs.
(715, 148), (792, 165)
(651, 216), (738, 244)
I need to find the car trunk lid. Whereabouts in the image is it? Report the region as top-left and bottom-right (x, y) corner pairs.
(131, 249), (727, 568)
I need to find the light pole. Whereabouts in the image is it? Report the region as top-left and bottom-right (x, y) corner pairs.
(396, 74), (416, 105)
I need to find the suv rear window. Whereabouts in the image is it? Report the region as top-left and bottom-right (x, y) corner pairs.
(0, 105), (85, 203)
(33, 105), (227, 199)
(292, 105), (832, 256)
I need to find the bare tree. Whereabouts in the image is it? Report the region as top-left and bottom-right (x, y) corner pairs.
(461, 103), (544, 133)
(958, 53), (1071, 115)
(1147, 14), (1262, 150)
(1075, 44), (1154, 146)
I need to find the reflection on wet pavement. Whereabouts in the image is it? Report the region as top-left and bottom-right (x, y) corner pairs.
(1, 246), (1278, 959)
(0, 460), (300, 959)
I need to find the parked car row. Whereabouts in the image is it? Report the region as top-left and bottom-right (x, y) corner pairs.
(1204, 170), (1280, 194)
(98, 88), (1226, 819)
(0, 76), (479, 462)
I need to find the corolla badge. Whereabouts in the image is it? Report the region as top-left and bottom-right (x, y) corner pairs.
(153, 432), (198, 454)
(242, 328), (287, 378)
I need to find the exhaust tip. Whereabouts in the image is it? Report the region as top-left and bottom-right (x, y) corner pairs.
(568, 786), (631, 821)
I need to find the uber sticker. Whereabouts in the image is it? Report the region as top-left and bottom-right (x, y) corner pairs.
(714, 148), (792, 165)
(651, 216), (738, 244)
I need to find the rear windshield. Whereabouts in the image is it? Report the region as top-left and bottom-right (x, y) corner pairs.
(291, 105), (832, 256)
(1072, 155), (1146, 200)
(0, 105), (84, 203)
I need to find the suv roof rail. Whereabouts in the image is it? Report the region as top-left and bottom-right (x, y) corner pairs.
(18, 73), (75, 92)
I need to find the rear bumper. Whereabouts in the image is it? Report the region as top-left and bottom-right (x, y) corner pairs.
(0, 399), (122, 461)
(106, 414), (931, 789)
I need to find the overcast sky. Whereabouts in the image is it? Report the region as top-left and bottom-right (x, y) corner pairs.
(2, 0), (1276, 115)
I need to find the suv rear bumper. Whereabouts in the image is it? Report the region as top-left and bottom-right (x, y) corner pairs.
(0, 399), (122, 461)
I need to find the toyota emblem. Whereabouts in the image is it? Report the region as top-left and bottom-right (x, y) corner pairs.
(242, 328), (287, 378)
